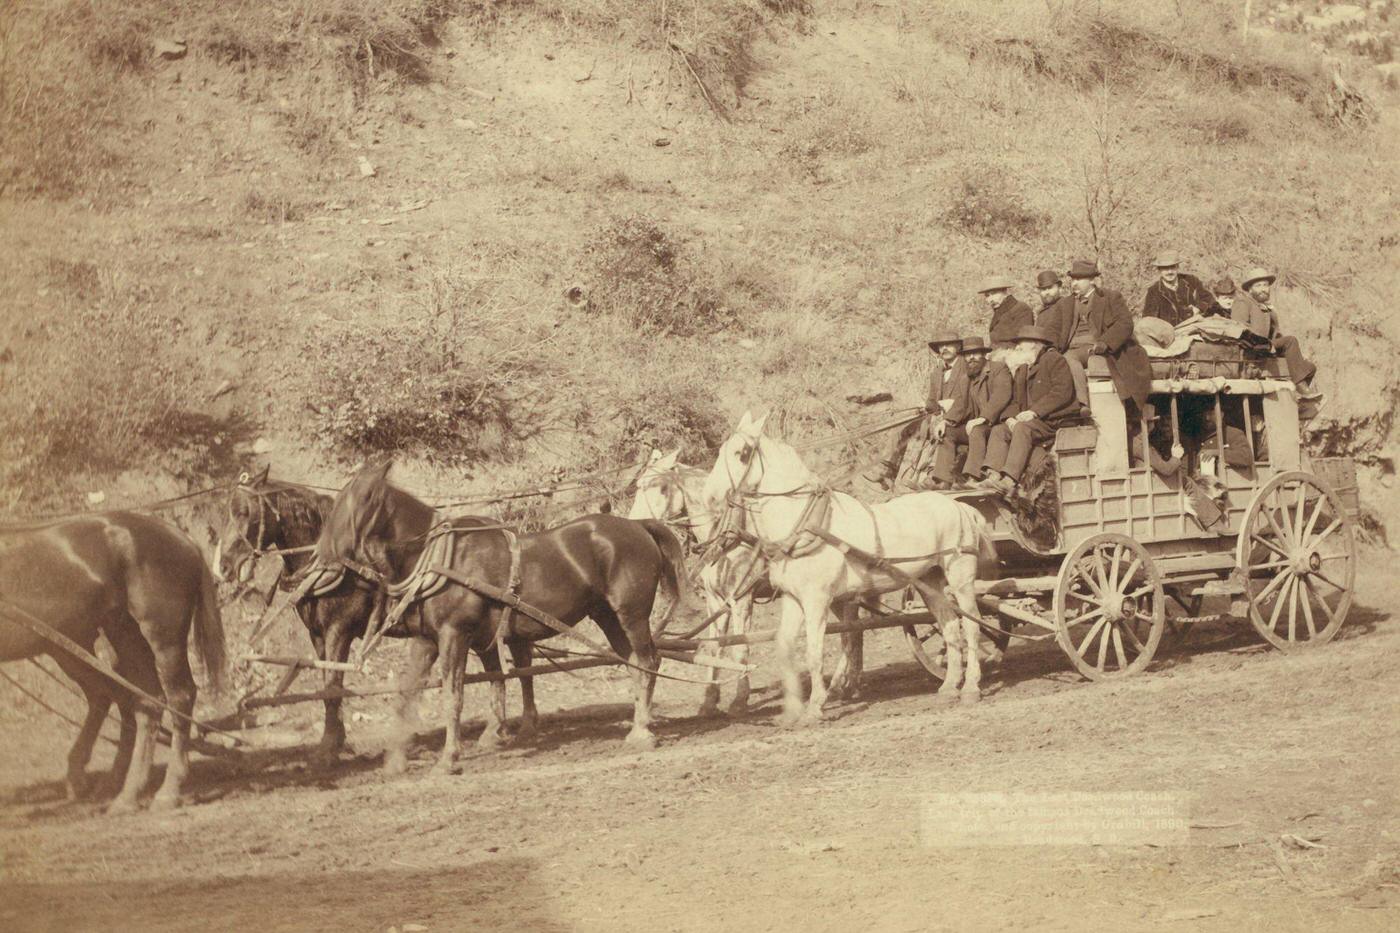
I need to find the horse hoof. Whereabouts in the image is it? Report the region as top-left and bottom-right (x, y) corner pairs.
(515, 719), (538, 739)
(725, 699), (749, 718)
(697, 702), (722, 719)
(106, 797), (141, 816)
(932, 691), (958, 707)
(476, 731), (509, 751)
(798, 709), (827, 728)
(961, 690), (983, 705)
(150, 793), (182, 812)
(778, 708), (805, 729)
(430, 760), (461, 777)
(624, 730), (657, 750)
(383, 752), (410, 776)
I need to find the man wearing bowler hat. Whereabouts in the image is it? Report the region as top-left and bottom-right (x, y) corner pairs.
(1231, 267), (1321, 403)
(978, 326), (1077, 497)
(1040, 258), (1152, 414)
(978, 275), (1035, 351)
(928, 337), (1013, 488)
(1141, 251), (1216, 326)
(865, 332), (970, 489)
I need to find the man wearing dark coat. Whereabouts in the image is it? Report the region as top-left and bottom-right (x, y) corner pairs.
(1140, 251), (1217, 326)
(928, 337), (1013, 487)
(865, 332), (969, 489)
(978, 276), (1035, 351)
(1039, 258), (1152, 412)
(978, 326), (1078, 497)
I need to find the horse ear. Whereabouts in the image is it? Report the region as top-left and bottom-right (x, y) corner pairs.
(254, 463), (271, 484)
(749, 411), (769, 436)
(737, 410), (754, 433)
(656, 449), (679, 470)
(648, 447), (663, 463)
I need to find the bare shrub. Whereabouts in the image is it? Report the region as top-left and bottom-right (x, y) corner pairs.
(944, 166), (1048, 241)
(597, 365), (729, 466)
(242, 188), (321, 224)
(584, 215), (738, 336)
(304, 267), (555, 465)
(0, 275), (209, 505)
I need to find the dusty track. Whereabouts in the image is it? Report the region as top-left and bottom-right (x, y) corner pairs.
(1, 557), (1398, 932)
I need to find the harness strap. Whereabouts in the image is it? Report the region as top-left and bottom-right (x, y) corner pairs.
(492, 529), (522, 673)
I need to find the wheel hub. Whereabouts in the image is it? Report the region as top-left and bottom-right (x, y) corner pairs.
(1291, 548), (1321, 576)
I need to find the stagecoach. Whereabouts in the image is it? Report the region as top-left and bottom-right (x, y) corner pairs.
(902, 345), (1361, 682)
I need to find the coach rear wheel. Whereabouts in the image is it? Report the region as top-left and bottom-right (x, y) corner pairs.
(1054, 533), (1165, 680)
(1236, 471), (1355, 650)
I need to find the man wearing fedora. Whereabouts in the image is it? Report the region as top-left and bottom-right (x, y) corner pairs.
(928, 337), (1013, 488)
(1141, 252), (1217, 326)
(1231, 268), (1322, 403)
(978, 326), (1077, 497)
(1040, 258), (1152, 414)
(978, 276), (1035, 351)
(865, 332), (969, 489)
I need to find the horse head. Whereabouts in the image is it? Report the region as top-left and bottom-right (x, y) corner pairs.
(702, 410), (771, 507)
(628, 448), (684, 522)
(214, 465), (274, 585)
(315, 457), (395, 569)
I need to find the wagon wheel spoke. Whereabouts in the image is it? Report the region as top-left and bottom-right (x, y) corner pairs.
(1095, 618), (1113, 670)
(1248, 532), (1291, 562)
(1287, 574), (1300, 643)
(1307, 518), (1343, 551)
(1252, 565), (1292, 605)
(1246, 558), (1292, 573)
(1119, 557), (1143, 592)
(1091, 551), (1111, 598)
(1124, 583), (1157, 601)
(1303, 575), (1336, 624)
(1266, 574), (1294, 633)
(1118, 617), (1146, 653)
(1299, 494), (1326, 545)
(1077, 614), (1109, 658)
(1066, 588), (1100, 606)
(1293, 487), (1309, 547)
(1111, 627), (1128, 670)
(1106, 544), (1121, 595)
(1309, 568), (1348, 593)
(1297, 576), (1318, 640)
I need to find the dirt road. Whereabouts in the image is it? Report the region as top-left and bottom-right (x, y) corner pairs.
(2, 557), (1398, 932)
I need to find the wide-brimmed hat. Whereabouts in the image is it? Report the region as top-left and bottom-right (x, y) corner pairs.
(1211, 275), (1236, 296)
(975, 275), (1014, 295)
(1068, 259), (1099, 279)
(959, 336), (990, 355)
(1012, 325), (1054, 345)
(927, 331), (964, 351)
(1240, 267), (1276, 289)
(1035, 270), (1061, 288)
(1152, 251), (1181, 269)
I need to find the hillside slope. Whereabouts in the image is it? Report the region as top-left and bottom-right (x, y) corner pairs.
(1, 0), (1397, 528)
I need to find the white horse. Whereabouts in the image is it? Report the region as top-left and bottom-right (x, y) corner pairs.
(702, 411), (997, 725)
(628, 448), (760, 716)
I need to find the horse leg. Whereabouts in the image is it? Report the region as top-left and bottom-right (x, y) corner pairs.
(385, 637), (438, 776)
(949, 556), (986, 703)
(47, 652), (112, 801)
(726, 592), (754, 717)
(474, 642), (510, 752)
(917, 579), (962, 705)
(774, 594), (806, 727)
(508, 641), (538, 737)
(314, 620), (352, 765)
(148, 640), (197, 812)
(828, 600), (863, 701)
(799, 591), (835, 726)
(695, 569), (723, 718)
(596, 604), (659, 749)
(97, 619), (161, 813)
(432, 625), (467, 775)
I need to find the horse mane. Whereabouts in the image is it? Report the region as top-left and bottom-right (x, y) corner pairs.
(315, 465), (392, 564)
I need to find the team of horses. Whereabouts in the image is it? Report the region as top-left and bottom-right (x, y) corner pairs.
(1, 412), (996, 812)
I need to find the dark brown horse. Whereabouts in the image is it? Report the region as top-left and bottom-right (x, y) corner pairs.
(216, 470), (537, 761)
(315, 459), (686, 773)
(0, 511), (225, 812)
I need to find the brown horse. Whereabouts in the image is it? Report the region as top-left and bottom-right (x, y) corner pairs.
(216, 470), (537, 761)
(315, 459), (686, 773)
(0, 511), (225, 812)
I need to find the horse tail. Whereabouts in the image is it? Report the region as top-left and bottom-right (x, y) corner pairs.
(637, 519), (687, 636)
(958, 501), (999, 576)
(192, 559), (228, 696)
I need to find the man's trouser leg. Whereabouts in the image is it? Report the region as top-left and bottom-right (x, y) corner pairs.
(1002, 418), (1056, 482)
(1064, 356), (1089, 408)
(963, 424), (992, 478)
(1274, 336), (1316, 386)
(984, 423), (1013, 476)
(930, 424), (969, 484)
(874, 416), (925, 479)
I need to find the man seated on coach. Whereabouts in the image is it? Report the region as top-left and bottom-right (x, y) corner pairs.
(976, 326), (1078, 498)
(1141, 251), (1218, 326)
(865, 332), (968, 490)
(1230, 267), (1323, 412)
(927, 337), (1013, 490)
